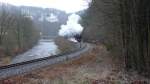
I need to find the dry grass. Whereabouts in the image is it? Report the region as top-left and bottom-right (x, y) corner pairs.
(0, 56), (12, 66)
(55, 37), (76, 53)
(0, 44), (149, 84)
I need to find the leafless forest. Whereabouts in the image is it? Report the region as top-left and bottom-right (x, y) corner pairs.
(81, 0), (150, 76)
(0, 4), (39, 58)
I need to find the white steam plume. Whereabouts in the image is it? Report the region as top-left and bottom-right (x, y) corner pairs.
(58, 14), (83, 37)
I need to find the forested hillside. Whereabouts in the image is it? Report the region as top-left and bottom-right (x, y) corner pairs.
(20, 6), (68, 36)
(81, 0), (150, 76)
(1, 3), (69, 36)
(0, 4), (39, 58)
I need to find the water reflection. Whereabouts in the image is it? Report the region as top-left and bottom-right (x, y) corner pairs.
(11, 39), (60, 64)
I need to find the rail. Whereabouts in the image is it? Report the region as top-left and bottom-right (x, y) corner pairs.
(0, 43), (87, 79)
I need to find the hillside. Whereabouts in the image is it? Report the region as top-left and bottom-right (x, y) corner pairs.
(19, 6), (69, 36)
(0, 3), (69, 36)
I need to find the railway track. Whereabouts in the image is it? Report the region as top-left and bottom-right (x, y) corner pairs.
(0, 43), (90, 79)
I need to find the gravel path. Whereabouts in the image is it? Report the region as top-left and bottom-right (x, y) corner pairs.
(0, 43), (91, 79)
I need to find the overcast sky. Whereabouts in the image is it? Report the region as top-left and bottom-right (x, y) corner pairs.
(0, 0), (90, 13)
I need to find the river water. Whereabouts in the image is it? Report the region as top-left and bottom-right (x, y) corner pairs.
(11, 39), (60, 64)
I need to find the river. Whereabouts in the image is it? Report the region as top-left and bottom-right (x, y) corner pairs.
(11, 39), (60, 64)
